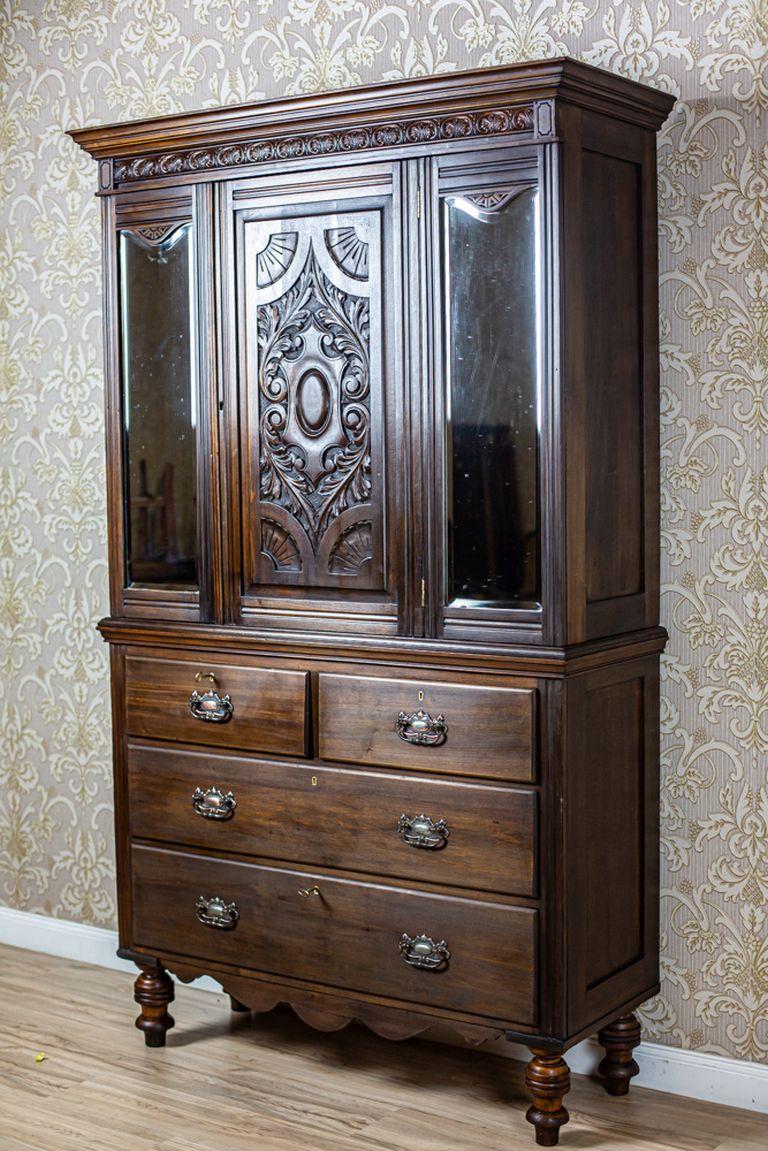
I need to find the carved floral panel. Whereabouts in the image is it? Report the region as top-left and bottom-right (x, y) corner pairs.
(1, 0), (766, 1063)
(243, 212), (384, 591)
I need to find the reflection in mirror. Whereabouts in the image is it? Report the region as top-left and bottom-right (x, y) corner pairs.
(120, 224), (198, 587)
(444, 187), (540, 608)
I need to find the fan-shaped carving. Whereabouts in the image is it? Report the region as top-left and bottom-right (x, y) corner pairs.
(325, 227), (369, 281)
(447, 189), (533, 223)
(465, 191), (518, 211)
(260, 519), (302, 572)
(328, 522), (373, 575)
(255, 232), (299, 288)
(124, 222), (189, 250)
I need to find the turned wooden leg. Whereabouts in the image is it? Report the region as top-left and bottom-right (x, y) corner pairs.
(525, 1049), (571, 1146)
(133, 963), (175, 1047)
(598, 1013), (641, 1096)
(229, 994), (250, 1013)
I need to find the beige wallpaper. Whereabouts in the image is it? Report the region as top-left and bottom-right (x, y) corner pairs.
(1, 0), (766, 1062)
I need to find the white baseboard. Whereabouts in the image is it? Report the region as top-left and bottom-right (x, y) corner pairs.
(0, 905), (222, 993)
(1, 906), (766, 1114)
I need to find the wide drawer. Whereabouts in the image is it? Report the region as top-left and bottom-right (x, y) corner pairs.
(128, 744), (537, 897)
(125, 655), (308, 757)
(318, 673), (535, 782)
(132, 845), (537, 1024)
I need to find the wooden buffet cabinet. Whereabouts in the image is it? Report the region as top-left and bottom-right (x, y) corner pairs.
(71, 59), (674, 1146)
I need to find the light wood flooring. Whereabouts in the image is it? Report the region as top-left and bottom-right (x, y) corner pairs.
(0, 944), (763, 1151)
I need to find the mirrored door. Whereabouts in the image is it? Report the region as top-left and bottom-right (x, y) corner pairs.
(111, 184), (217, 621)
(445, 186), (540, 609)
(430, 152), (546, 643)
(121, 223), (198, 589)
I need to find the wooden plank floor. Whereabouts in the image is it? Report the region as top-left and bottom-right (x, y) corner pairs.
(0, 944), (762, 1151)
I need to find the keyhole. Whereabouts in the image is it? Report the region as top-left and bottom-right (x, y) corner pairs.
(311, 776), (318, 787)
(418, 691), (424, 702)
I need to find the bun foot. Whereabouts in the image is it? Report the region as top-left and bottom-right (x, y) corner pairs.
(598, 1013), (641, 1096)
(525, 1049), (570, 1146)
(134, 963), (175, 1047)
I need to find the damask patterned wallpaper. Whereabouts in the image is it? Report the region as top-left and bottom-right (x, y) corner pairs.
(0, 0), (766, 1062)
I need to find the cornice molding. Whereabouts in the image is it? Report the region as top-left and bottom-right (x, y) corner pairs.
(69, 58), (675, 189)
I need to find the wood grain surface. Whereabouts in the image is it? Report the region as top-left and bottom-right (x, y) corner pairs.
(131, 844), (538, 1024)
(127, 743), (538, 897)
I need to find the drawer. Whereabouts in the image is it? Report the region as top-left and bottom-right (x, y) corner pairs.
(125, 655), (308, 757)
(128, 744), (537, 898)
(132, 845), (537, 1025)
(318, 673), (535, 782)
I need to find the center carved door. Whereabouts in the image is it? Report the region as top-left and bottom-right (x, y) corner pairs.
(222, 163), (404, 634)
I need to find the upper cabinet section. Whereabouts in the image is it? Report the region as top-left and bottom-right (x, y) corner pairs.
(73, 60), (674, 647)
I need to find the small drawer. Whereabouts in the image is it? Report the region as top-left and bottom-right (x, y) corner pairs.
(127, 744), (537, 897)
(131, 844), (537, 1025)
(125, 654), (308, 757)
(318, 673), (535, 782)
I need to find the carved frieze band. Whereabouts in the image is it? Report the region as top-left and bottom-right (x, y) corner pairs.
(112, 105), (535, 184)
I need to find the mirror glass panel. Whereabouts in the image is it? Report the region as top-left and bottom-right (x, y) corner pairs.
(444, 187), (540, 608)
(120, 224), (198, 587)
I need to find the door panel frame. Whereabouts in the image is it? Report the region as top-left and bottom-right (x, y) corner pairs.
(218, 162), (408, 637)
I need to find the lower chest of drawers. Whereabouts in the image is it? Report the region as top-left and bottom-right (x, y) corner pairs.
(121, 649), (541, 1029)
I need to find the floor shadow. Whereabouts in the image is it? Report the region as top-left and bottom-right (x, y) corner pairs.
(167, 996), (526, 1106)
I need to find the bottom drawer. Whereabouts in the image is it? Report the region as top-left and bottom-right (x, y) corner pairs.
(132, 845), (537, 1025)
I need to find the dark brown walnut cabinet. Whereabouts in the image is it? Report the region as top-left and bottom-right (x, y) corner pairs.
(72, 59), (673, 1146)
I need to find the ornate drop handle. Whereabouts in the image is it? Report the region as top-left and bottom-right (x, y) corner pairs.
(189, 672), (233, 724)
(397, 813), (449, 850)
(192, 786), (237, 820)
(195, 895), (239, 929)
(395, 709), (447, 747)
(399, 933), (451, 971)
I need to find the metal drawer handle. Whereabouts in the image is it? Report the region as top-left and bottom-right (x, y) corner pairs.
(192, 786), (237, 820)
(399, 933), (450, 971)
(189, 672), (233, 724)
(195, 895), (239, 930)
(297, 885), (321, 899)
(396, 709), (447, 747)
(397, 813), (449, 850)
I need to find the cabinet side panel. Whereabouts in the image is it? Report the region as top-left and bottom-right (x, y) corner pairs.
(583, 151), (643, 605)
(584, 677), (643, 986)
(566, 656), (659, 1035)
(109, 645), (133, 946)
(563, 110), (661, 643)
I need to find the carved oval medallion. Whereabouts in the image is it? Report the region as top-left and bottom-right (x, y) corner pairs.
(296, 369), (332, 437)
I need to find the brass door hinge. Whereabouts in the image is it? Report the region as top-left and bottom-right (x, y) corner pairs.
(421, 578), (426, 608)
(416, 185), (422, 219)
